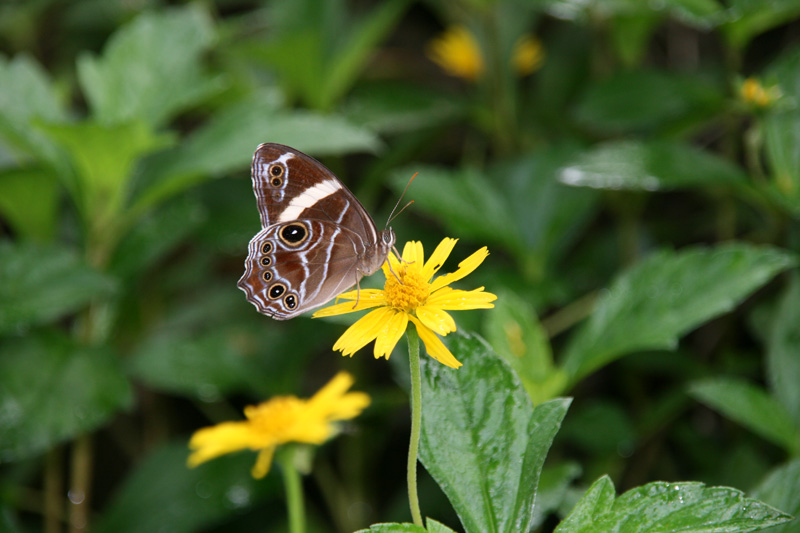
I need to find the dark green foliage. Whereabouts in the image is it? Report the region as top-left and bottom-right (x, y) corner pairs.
(1, 0), (799, 531)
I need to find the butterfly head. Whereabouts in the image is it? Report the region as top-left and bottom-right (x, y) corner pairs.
(378, 228), (397, 252)
(361, 227), (395, 277)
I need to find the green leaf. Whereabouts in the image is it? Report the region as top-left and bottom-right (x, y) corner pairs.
(390, 166), (521, 255)
(751, 459), (800, 533)
(608, 13), (659, 67)
(419, 332), (571, 533)
(346, 82), (463, 134)
(125, 282), (303, 399)
(77, 5), (221, 127)
(556, 475), (792, 533)
(661, 0), (724, 27)
(252, 0), (409, 110)
(355, 521), (456, 533)
(491, 149), (598, 279)
(559, 140), (747, 191)
(109, 197), (206, 279)
(128, 328), (251, 400)
(688, 378), (800, 454)
(722, 0), (800, 50)
(763, 49), (800, 208)
(484, 290), (567, 404)
(94, 442), (275, 533)
(130, 96), (380, 215)
(767, 274), (800, 427)
(355, 524), (427, 533)
(325, 0), (411, 108)
(531, 462), (583, 529)
(0, 54), (65, 166)
(0, 55), (64, 128)
(0, 166), (59, 241)
(0, 333), (132, 461)
(574, 70), (724, 134)
(537, 0), (723, 27)
(393, 151), (597, 281)
(38, 119), (173, 224)
(0, 241), (117, 334)
(561, 243), (797, 385)
(555, 475), (615, 533)
(426, 519), (458, 533)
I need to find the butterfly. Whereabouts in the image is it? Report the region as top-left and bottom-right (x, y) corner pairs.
(237, 143), (396, 320)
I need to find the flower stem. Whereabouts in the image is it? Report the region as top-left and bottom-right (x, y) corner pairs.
(44, 447), (63, 533)
(69, 434), (92, 532)
(279, 449), (305, 533)
(406, 327), (424, 527)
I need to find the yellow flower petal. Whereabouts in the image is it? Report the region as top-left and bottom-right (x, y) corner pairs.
(409, 316), (462, 369)
(374, 310), (409, 359)
(333, 307), (397, 356)
(244, 397), (331, 445)
(421, 238), (458, 281)
(415, 306), (457, 335)
(187, 422), (268, 467)
(309, 371), (355, 405)
(429, 246), (490, 292)
(251, 446), (276, 479)
(307, 372), (371, 420)
(402, 241), (425, 266)
(427, 287), (498, 310)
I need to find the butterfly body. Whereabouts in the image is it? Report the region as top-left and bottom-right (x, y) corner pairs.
(238, 143), (395, 320)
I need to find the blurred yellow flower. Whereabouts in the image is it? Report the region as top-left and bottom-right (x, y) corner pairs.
(427, 26), (544, 81)
(512, 35), (544, 76)
(313, 238), (497, 369)
(740, 77), (781, 108)
(187, 372), (370, 479)
(427, 26), (484, 81)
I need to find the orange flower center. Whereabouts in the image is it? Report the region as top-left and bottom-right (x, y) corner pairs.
(384, 264), (430, 312)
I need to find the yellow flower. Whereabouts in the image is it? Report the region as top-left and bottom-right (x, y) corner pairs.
(427, 26), (485, 81)
(313, 238), (497, 369)
(512, 35), (544, 76)
(428, 26), (544, 81)
(740, 77), (781, 108)
(187, 372), (370, 479)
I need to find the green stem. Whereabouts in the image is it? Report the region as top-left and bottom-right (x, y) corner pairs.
(69, 434), (92, 533)
(44, 448), (63, 533)
(406, 328), (424, 527)
(279, 449), (305, 533)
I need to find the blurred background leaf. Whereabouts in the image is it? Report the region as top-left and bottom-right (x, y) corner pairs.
(0, 242), (117, 334)
(561, 244), (796, 386)
(0, 333), (132, 461)
(77, 4), (222, 128)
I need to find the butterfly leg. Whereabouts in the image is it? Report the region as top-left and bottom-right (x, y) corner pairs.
(385, 256), (403, 284)
(387, 245), (415, 284)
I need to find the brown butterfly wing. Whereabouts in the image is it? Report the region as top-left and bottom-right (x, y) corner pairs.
(237, 220), (365, 319)
(251, 143), (379, 247)
(239, 143), (387, 319)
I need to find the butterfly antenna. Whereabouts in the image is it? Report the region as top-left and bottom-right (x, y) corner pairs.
(385, 172), (417, 229)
